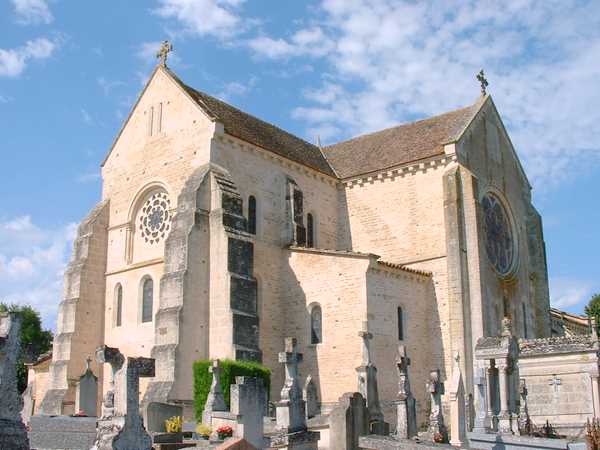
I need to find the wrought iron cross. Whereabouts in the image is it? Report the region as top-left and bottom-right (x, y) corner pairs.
(156, 40), (173, 67)
(477, 69), (489, 96)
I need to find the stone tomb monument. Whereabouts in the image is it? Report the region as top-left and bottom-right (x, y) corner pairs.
(203, 359), (228, 425)
(271, 337), (319, 449)
(356, 321), (389, 436)
(329, 392), (368, 450)
(395, 345), (417, 440)
(75, 356), (98, 416)
(0, 312), (30, 450)
(303, 375), (319, 420)
(92, 345), (155, 450)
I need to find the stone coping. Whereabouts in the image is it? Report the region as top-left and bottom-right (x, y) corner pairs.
(519, 335), (599, 356)
(359, 435), (457, 450)
(468, 432), (575, 450)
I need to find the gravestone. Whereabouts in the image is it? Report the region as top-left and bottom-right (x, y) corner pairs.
(0, 312), (30, 450)
(144, 402), (183, 432)
(427, 368), (447, 442)
(472, 367), (488, 433)
(271, 337), (319, 449)
(75, 356), (98, 416)
(203, 359), (228, 425)
(231, 376), (267, 448)
(356, 321), (388, 435)
(518, 378), (530, 434)
(448, 354), (466, 447)
(329, 392), (368, 450)
(21, 382), (34, 425)
(395, 345), (416, 440)
(303, 375), (319, 419)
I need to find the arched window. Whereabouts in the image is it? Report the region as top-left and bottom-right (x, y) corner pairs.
(311, 305), (322, 344)
(307, 213), (315, 248)
(141, 277), (154, 323)
(397, 307), (404, 340)
(248, 195), (257, 235)
(115, 284), (123, 327)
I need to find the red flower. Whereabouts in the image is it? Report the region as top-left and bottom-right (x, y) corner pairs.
(216, 425), (233, 436)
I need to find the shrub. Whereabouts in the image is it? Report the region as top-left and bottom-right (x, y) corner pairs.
(193, 359), (271, 421)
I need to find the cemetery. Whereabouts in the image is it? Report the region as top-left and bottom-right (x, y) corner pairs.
(0, 308), (595, 450)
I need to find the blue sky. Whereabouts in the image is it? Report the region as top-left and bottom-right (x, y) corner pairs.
(1, 0), (599, 329)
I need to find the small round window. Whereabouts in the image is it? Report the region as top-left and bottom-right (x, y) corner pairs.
(481, 193), (515, 275)
(138, 190), (171, 245)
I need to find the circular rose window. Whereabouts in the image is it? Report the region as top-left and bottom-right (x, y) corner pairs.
(481, 193), (515, 275)
(138, 191), (171, 245)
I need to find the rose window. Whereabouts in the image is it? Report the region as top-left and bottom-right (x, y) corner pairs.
(482, 193), (515, 275)
(138, 191), (171, 245)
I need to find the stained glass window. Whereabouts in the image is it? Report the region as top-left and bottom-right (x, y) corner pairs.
(142, 277), (153, 323)
(115, 284), (123, 327)
(138, 191), (171, 245)
(482, 193), (514, 275)
(311, 305), (322, 344)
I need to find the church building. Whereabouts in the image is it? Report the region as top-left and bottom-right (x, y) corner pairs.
(35, 51), (551, 424)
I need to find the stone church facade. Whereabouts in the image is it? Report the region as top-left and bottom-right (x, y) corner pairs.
(36, 62), (551, 425)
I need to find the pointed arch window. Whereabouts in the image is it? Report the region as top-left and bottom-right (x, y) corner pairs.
(311, 304), (322, 344)
(115, 284), (123, 327)
(307, 213), (315, 248)
(248, 195), (257, 235)
(141, 277), (154, 323)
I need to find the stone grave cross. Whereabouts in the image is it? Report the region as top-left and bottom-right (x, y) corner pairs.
(276, 337), (306, 433)
(548, 375), (561, 392)
(357, 321), (386, 434)
(0, 313), (29, 450)
(359, 320), (373, 366)
(202, 359), (227, 424)
(395, 345), (417, 439)
(427, 368), (447, 441)
(95, 345), (125, 418)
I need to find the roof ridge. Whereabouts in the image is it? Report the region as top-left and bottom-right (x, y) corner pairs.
(324, 103), (478, 150)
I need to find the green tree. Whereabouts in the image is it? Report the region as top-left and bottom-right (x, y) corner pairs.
(0, 303), (53, 393)
(584, 293), (600, 337)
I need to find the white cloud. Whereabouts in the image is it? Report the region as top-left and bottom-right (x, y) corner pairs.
(81, 108), (93, 125)
(0, 37), (56, 78)
(154, 0), (246, 38)
(0, 216), (77, 329)
(11, 0), (53, 25)
(250, 0), (600, 190)
(216, 77), (257, 102)
(97, 77), (125, 96)
(550, 277), (596, 310)
(76, 171), (101, 183)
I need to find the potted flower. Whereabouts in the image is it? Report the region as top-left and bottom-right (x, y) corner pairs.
(196, 424), (211, 440)
(216, 425), (233, 440)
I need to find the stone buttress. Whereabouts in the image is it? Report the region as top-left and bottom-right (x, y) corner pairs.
(39, 201), (109, 415)
(142, 164), (259, 411)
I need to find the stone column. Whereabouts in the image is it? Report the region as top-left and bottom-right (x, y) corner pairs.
(497, 362), (511, 434)
(590, 372), (600, 418)
(485, 362), (495, 422)
(0, 313), (30, 450)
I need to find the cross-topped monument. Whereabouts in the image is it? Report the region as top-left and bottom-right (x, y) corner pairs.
(477, 69), (489, 96)
(202, 359), (227, 424)
(396, 345), (417, 439)
(156, 40), (173, 67)
(358, 320), (373, 366)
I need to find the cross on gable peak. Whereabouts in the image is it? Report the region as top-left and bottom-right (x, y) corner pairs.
(156, 40), (173, 67)
(476, 69), (489, 96)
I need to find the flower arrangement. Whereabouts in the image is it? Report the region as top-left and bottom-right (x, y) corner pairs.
(196, 423), (211, 440)
(216, 425), (233, 440)
(165, 415), (183, 433)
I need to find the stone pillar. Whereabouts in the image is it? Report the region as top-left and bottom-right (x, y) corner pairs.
(0, 313), (30, 450)
(427, 369), (447, 442)
(395, 345), (416, 440)
(449, 354), (466, 448)
(356, 322), (387, 435)
(202, 359), (227, 425)
(590, 370), (600, 418)
(497, 362), (511, 434)
(271, 338), (319, 450)
(485, 363), (495, 421)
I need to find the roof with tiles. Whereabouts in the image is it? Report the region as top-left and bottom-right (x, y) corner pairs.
(168, 69), (337, 177)
(323, 101), (483, 179)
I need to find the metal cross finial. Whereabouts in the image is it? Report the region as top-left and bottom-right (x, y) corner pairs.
(477, 69), (489, 96)
(156, 40), (173, 67)
(85, 356), (92, 371)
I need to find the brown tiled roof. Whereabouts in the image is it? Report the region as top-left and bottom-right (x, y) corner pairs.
(168, 69), (337, 177)
(323, 102), (482, 178)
